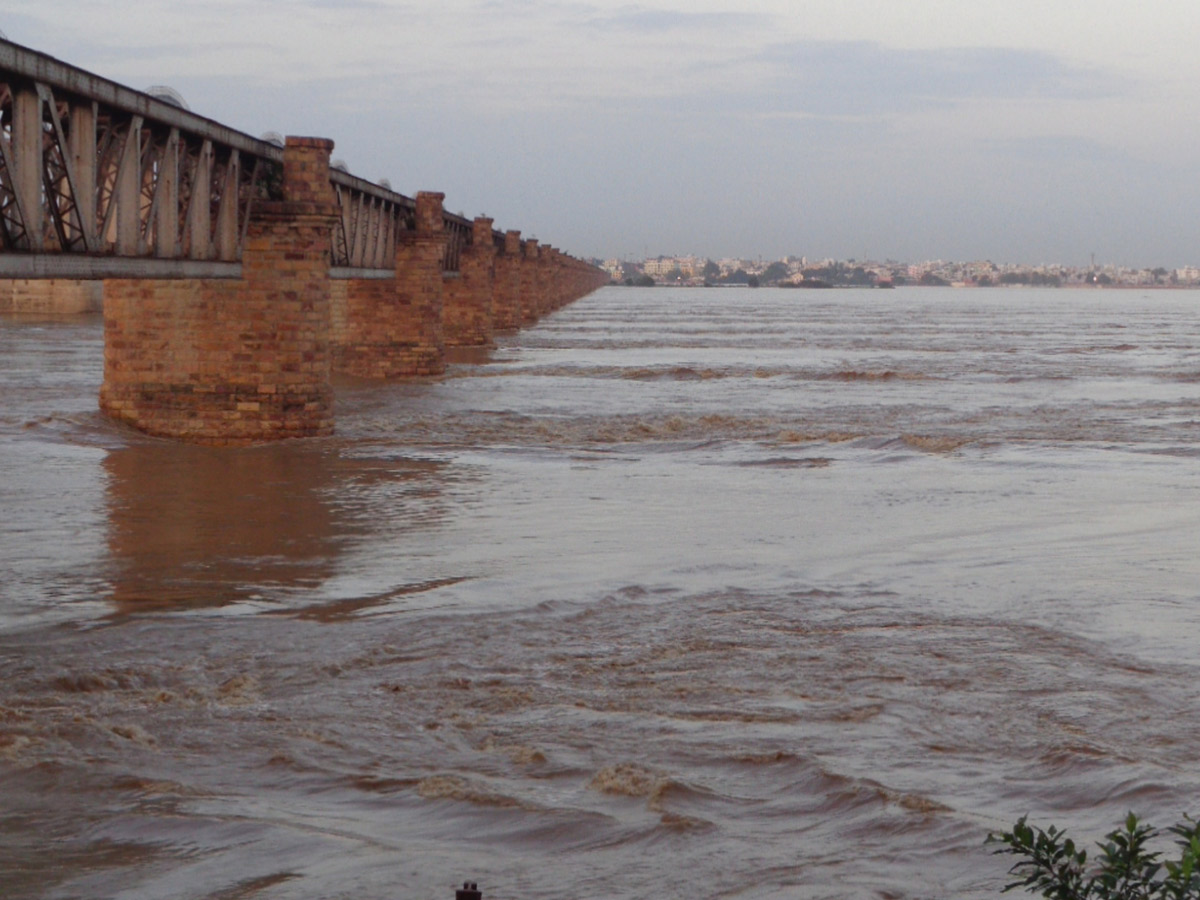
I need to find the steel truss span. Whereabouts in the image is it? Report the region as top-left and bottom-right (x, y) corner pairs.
(0, 38), (480, 278)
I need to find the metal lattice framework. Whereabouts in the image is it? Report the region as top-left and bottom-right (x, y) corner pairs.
(0, 40), (283, 277)
(443, 214), (470, 273)
(330, 170), (414, 271)
(0, 38), (475, 279)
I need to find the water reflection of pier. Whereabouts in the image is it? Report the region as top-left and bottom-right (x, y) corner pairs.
(103, 442), (452, 617)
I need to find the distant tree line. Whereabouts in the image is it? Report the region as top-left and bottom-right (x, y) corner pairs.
(993, 271), (1063, 287)
(802, 262), (876, 287)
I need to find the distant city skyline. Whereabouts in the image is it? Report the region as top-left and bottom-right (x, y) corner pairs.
(602, 252), (1200, 289)
(5, 2), (1200, 267)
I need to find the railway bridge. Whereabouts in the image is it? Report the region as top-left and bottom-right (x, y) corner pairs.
(0, 38), (607, 443)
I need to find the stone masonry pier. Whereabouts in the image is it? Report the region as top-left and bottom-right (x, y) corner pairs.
(100, 138), (338, 443)
(94, 139), (607, 443)
(0, 37), (608, 444)
(332, 191), (449, 379)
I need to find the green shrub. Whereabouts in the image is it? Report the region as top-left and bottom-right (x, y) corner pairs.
(988, 812), (1200, 899)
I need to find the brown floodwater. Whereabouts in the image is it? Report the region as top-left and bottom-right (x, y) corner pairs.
(2, 287), (1199, 899)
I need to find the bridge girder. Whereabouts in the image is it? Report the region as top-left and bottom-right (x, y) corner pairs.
(0, 37), (481, 279)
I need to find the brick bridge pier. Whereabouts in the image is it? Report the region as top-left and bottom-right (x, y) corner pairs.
(98, 138), (606, 443)
(99, 138), (339, 442)
(0, 38), (609, 445)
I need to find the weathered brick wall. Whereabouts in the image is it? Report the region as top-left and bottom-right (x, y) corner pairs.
(330, 279), (348, 350)
(100, 275), (329, 443)
(99, 136), (337, 444)
(441, 272), (468, 344)
(537, 253), (607, 311)
(560, 256), (608, 304)
(444, 217), (496, 347)
(335, 191), (447, 377)
(545, 248), (565, 311)
(540, 249), (556, 313)
(0, 279), (102, 314)
(491, 230), (523, 331)
(518, 239), (542, 325)
(335, 274), (442, 377)
(535, 243), (555, 317)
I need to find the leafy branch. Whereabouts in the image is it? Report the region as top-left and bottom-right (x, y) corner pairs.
(988, 813), (1200, 899)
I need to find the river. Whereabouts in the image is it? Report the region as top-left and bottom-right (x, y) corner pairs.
(2, 285), (1199, 899)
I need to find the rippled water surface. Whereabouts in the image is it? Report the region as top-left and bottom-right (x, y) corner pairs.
(3, 287), (1200, 899)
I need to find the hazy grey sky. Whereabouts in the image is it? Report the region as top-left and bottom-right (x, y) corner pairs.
(5, 1), (1200, 265)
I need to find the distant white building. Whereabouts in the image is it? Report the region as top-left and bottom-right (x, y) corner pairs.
(642, 257), (677, 277)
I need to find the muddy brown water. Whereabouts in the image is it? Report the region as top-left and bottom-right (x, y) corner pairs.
(2, 287), (1199, 899)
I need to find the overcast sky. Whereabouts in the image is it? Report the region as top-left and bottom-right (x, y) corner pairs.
(5, 1), (1200, 266)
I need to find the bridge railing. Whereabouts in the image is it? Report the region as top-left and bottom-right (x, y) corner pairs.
(328, 169), (414, 273)
(327, 181), (475, 276)
(443, 212), (470, 274)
